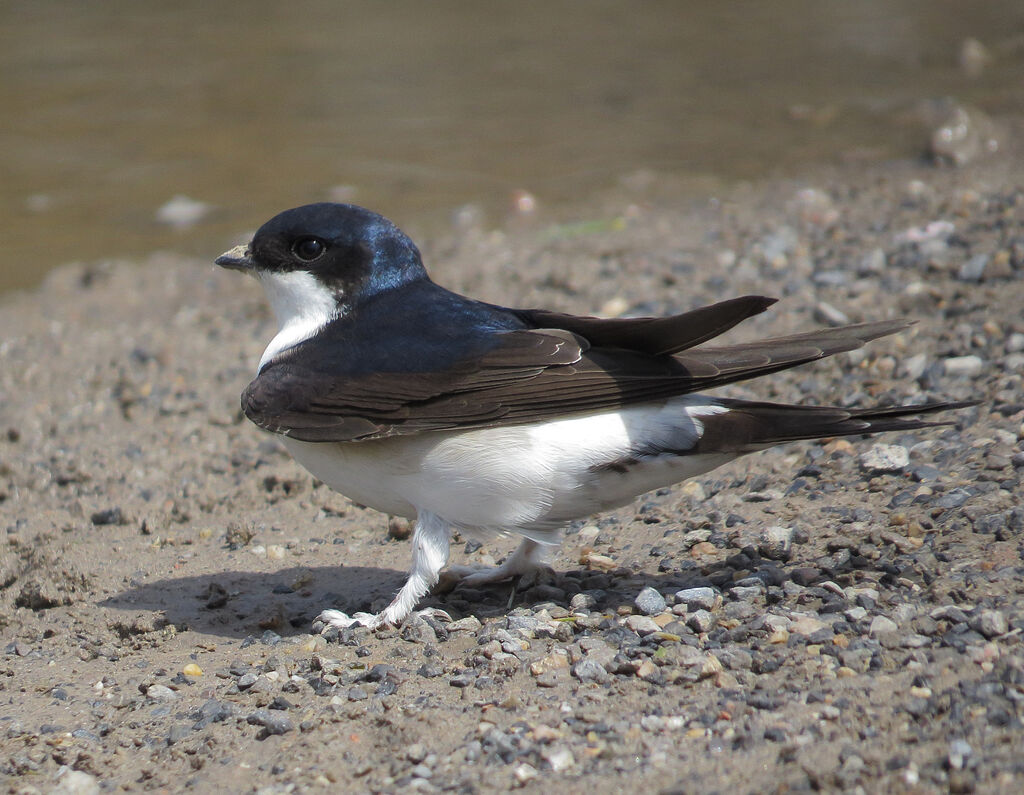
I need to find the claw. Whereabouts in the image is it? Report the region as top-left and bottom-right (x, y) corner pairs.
(418, 606), (453, 623)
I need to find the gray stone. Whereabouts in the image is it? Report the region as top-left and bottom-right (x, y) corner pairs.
(730, 586), (764, 602)
(145, 684), (178, 701)
(759, 226), (798, 261)
(446, 616), (482, 633)
(957, 254), (989, 282)
(674, 587), (718, 612)
(246, 709), (294, 735)
(901, 353), (929, 381)
(948, 739), (974, 771)
(931, 489), (972, 509)
(857, 248), (886, 275)
(813, 301), (850, 327)
(686, 609), (716, 633)
(812, 271), (849, 288)
(570, 592), (598, 612)
(623, 614), (661, 635)
(969, 609), (1008, 638)
(572, 658), (610, 683)
(167, 724), (191, 745)
(759, 525), (794, 561)
(248, 675), (275, 693)
(869, 615), (898, 635)
(859, 444), (909, 474)
(53, 771), (100, 795)
(634, 586), (667, 616)
(448, 672), (476, 688)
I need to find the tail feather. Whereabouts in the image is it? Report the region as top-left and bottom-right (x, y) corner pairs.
(675, 319), (914, 391)
(696, 399), (978, 453)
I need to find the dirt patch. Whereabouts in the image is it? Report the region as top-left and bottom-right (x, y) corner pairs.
(1, 137), (1022, 793)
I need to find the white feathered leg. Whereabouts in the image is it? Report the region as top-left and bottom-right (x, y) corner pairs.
(315, 510), (452, 630)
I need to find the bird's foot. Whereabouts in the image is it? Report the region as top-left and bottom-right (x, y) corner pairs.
(313, 606), (452, 633)
(441, 551), (554, 596)
(440, 562), (553, 590)
(439, 538), (553, 591)
(313, 609), (381, 631)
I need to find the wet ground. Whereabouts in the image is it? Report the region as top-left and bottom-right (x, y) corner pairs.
(3, 1), (1024, 291)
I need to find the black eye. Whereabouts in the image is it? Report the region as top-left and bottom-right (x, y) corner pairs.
(292, 237), (326, 262)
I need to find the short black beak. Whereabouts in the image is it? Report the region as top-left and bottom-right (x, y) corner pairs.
(215, 244), (253, 271)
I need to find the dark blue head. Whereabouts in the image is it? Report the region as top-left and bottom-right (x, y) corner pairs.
(217, 203), (429, 300)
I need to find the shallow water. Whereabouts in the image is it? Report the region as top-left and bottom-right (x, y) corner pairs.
(1, 0), (1022, 292)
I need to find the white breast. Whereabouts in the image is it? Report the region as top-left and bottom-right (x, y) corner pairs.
(281, 397), (735, 539)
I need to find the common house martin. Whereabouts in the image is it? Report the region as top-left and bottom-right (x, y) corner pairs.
(216, 203), (972, 630)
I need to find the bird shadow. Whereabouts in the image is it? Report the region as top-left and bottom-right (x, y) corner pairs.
(97, 553), (843, 640)
(99, 563), (408, 640)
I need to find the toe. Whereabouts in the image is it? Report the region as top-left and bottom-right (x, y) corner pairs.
(418, 607), (453, 623)
(314, 609), (379, 631)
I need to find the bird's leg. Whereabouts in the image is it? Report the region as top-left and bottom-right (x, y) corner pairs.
(314, 510), (452, 631)
(444, 537), (553, 589)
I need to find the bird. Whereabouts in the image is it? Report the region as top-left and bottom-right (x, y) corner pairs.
(216, 202), (971, 631)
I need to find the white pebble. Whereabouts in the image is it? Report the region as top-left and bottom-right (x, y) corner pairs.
(859, 444), (909, 474)
(869, 615), (898, 635)
(943, 355), (984, 378)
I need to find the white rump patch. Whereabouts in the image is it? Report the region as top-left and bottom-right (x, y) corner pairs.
(257, 270), (340, 371)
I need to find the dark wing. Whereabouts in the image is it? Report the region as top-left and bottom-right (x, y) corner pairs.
(512, 295), (777, 355)
(243, 295), (912, 442)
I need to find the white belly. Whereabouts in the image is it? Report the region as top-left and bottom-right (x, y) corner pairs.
(281, 398), (736, 536)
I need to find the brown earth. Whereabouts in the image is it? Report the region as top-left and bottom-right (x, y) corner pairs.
(1, 138), (1022, 794)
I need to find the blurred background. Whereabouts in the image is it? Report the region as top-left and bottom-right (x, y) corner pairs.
(2, 0), (1022, 293)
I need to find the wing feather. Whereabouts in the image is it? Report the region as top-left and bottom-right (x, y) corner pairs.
(242, 303), (913, 442)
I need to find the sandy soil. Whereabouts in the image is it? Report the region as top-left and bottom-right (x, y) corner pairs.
(1, 137), (1022, 794)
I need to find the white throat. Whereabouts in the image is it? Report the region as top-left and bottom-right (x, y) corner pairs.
(257, 270), (340, 371)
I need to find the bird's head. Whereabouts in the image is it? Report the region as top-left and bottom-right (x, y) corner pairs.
(216, 203), (429, 324)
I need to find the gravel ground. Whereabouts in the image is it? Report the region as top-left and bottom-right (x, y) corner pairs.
(1, 136), (1023, 794)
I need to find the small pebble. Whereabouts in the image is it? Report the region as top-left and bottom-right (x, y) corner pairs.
(447, 616), (482, 633)
(759, 525), (794, 561)
(813, 301), (850, 327)
(246, 709), (294, 735)
(572, 659), (610, 683)
(623, 614), (661, 635)
(859, 444), (909, 474)
(543, 746), (575, 773)
(634, 586), (667, 615)
(686, 609), (716, 633)
(957, 254), (988, 282)
(53, 770), (100, 795)
(969, 609), (1008, 638)
(943, 355), (984, 378)
(514, 763), (539, 783)
(145, 684), (178, 701)
(674, 587), (718, 612)
(948, 738), (974, 771)
(869, 615), (898, 635)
